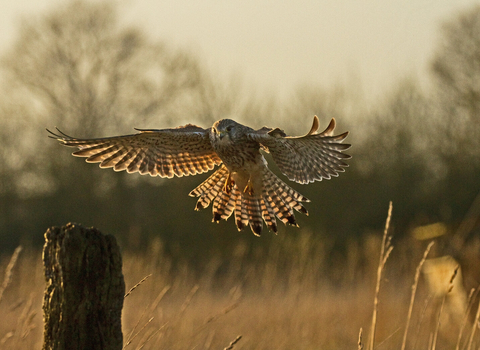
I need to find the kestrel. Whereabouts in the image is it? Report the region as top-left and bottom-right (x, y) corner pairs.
(47, 116), (351, 235)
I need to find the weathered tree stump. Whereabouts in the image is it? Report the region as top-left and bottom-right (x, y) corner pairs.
(42, 223), (125, 350)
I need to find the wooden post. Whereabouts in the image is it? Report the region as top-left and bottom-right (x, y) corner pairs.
(42, 223), (125, 350)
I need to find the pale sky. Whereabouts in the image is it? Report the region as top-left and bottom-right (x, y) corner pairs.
(1, 0), (478, 101)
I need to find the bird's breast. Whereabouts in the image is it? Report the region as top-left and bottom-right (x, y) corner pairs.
(213, 141), (260, 173)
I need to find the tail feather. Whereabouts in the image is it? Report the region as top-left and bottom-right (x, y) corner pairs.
(234, 190), (242, 230)
(189, 165), (228, 197)
(277, 187), (309, 215)
(264, 169), (310, 204)
(190, 165), (229, 210)
(221, 188), (237, 220)
(212, 190), (230, 222)
(260, 195), (278, 233)
(234, 190), (248, 231)
(212, 183), (237, 222)
(263, 169), (310, 226)
(240, 193), (249, 230)
(246, 194), (263, 236)
(189, 166), (309, 235)
(265, 189), (298, 226)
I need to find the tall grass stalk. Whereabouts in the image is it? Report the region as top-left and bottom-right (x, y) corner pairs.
(125, 274), (152, 298)
(195, 300), (241, 334)
(431, 265), (459, 350)
(466, 294), (480, 350)
(135, 323), (167, 350)
(401, 241), (435, 350)
(411, 287), (434, 350)
(0, 246), (22, 306)
(456, 288), (478, 350)
(368, 201), (393, 350)
(123, 315), (155, 349)
(223, 335), (242, 350)
(358, 328), (363, 350)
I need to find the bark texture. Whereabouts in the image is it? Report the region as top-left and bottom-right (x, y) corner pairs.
(43, 223), (124, 350)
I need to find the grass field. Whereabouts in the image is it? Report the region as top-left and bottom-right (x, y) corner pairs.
(1, 213), (479, 349)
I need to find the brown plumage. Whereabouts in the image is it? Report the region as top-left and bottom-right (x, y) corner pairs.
(47, 116), (351, 236)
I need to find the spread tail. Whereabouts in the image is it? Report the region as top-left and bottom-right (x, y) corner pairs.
(189, 166), (309, 236)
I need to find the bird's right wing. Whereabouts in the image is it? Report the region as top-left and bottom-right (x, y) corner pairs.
(247, 116), (351, 184)
(47, 124), (222, 178)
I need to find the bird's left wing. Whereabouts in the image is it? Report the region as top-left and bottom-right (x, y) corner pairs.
(47, 124), (222, 178)
(247, 116), (351, 184)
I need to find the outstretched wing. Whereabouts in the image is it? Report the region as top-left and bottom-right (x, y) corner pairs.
(47, 124), (222, 178)
(247, 116), (351, 184)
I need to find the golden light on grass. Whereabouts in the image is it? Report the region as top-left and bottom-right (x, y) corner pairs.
(358, 328), (363, 350)
(124, 274), (152, 299)
(1, 215), (479, 349)
(466, 293), (480, 350)
(368, 201), (393, 350)
(401, 241), (435, 350)
(223, 335), (242, 350)
(0, 246), (22, 306)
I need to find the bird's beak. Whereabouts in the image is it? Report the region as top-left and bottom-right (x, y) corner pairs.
(218, 131), (226, 140)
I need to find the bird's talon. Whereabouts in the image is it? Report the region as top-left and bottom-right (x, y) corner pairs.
(223, 174), (234, 194)
(243, 182), (254, 196)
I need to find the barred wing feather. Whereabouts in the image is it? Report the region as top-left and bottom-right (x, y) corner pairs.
(47, 125), (222, 178)
(249, 116), (351, 184)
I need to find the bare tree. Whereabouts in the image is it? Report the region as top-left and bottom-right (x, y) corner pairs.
(431, 4), (480, 156)
(4, 1), (217, 131)
(0, 1), (266, 250)
(0, 1), (223, 196)
(428, 5), (480, 226)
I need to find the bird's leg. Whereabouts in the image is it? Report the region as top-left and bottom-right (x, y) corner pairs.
(243, 179), (255, 196)
(223, 173), (233, 194)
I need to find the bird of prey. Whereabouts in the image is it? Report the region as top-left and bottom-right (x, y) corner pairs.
(47, 116), (351, 236)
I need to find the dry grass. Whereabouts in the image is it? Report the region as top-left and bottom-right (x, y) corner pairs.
(368, 201), (393, 350)
(0, 220), (479, 349)
(401, 240), (435, 350)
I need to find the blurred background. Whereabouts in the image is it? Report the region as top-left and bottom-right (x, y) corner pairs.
(0, 0), (479, 266)
(1, 1), (480, 348)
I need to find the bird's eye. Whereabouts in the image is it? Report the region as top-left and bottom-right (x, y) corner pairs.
(226, 126), (233, 132)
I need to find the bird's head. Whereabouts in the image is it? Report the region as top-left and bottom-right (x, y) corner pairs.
(212, 119), (239, 142)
